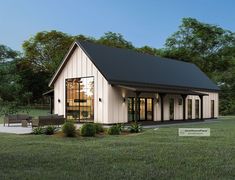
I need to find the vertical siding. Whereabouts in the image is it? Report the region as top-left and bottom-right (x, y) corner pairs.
(106, 89), (219, 123)
(53, 46), (109, 123)
(107, 86), (128, 123)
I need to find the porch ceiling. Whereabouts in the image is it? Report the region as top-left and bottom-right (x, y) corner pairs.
(116, 85), (208, 96)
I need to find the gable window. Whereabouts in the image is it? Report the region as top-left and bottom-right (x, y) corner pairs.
(66, 77), (94, 122)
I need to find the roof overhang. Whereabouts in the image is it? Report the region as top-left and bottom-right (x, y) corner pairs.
(43, 89), (54, 97)
(110, 80), (219, 93)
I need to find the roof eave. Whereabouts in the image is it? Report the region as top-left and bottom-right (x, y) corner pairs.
(109, 80), (220, 92)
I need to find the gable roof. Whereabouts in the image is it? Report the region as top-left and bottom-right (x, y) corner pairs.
(49, 40), (219, 91)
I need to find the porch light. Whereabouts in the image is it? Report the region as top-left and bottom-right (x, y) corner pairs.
(58, 99), (61, 103)
(99, 98), (102, 102)
(155, 93), (159, 103)
(123, 97), (126, 103)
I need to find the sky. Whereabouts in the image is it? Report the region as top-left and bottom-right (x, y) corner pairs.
(0, 0), (235, 51)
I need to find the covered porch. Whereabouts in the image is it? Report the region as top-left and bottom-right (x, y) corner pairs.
(116, 84), (208, 122)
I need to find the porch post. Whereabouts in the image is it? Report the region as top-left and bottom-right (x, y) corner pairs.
(199, 95), (204, 120)
(159, 93), (166, 122)
(134, 91), (141, 122)
(181, 95), (187, 120)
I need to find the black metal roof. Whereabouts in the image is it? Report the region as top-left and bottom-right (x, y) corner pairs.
(76, 41), (219, 91)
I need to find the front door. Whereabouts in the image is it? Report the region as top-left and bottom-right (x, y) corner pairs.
(169, 98), (174, 120)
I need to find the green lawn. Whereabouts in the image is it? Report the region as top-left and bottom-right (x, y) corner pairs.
(0, 117), (234, 179)
(0, 108), (49, 124)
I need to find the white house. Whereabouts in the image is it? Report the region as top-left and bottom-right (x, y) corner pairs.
(48, 41), (219, 124)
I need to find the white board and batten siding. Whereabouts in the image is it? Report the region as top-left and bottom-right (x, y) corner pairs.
(53, 44), (219, 124)
(54, 45), (110, 124)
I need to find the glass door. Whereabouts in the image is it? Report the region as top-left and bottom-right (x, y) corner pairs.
(128, 98), (134, 121)
(128, 97), (153, 121)
(139, 98), (146, 120)
(146, 98), (153, 120)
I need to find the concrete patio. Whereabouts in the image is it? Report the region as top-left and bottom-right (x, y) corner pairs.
(0, 124), (33, 134)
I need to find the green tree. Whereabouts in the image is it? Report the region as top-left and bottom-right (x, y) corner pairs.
(19, 31), (95, 102)
(163, 17), (235, 76)
(97, 32), (134, 49)
(136, 46), (159, 56)
(162, 17), (235, 115)
(0, 45), (21, 102)
(22, 30), (75, 74)
(0, 44), (18, 63)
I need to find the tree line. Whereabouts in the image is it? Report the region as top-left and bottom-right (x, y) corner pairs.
(0, 17), (235, 115)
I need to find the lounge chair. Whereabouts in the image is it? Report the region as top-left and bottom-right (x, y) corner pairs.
(4, 114), (32, 126)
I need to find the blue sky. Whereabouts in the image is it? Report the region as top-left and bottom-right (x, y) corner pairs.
(0, 0), (234, 51)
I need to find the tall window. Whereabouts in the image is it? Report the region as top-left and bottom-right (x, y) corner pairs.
(169, 98), (174, 120)
(211, 100), (215, 118)
(195, 99), (199, 119)
(187, 99), (192, 119)
(66, 77), (94, 122)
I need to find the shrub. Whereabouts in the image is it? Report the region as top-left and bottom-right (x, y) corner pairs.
(116, 123), (124, 132)
(94, 123), (104, 133)
(33, 127), (44, 135)
(108, 125), (121, 135)
(80, 123), (96, 137)
(62, 121), (76, 137)
(44, 126), (57, 135)
(129, 122), (142, 133)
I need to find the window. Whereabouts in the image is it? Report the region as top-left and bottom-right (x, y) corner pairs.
(66, 77), (94, 122)
(128, 98), (135, 121)
(169, 98), (174, 120)
(211, 100), (215, 118)
(187, 99), (192, 119)
(195, 99), (199, 119)
(178, 98), (183, 105)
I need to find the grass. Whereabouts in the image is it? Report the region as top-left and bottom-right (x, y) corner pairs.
(0, 108), (49, 124)
(0, 117), (234, 179)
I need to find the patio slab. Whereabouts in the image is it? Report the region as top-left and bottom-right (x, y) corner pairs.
(0, 124), (32, 134)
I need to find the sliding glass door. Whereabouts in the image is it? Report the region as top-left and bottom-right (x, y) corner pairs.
(128, 97), (153, 121)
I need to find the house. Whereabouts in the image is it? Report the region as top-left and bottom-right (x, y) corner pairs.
(48, 40), (219, 124)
